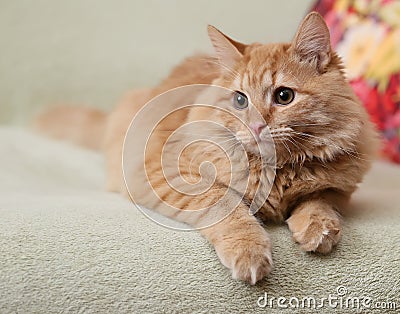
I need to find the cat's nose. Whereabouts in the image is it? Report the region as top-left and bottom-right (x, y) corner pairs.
(250, 122), (267, 137)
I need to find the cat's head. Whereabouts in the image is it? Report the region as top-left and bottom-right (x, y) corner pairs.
(207, 12), (368, 164)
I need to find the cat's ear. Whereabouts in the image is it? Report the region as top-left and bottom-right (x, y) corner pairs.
(207, 25), (246, 71)
(292, 12), (332, 73)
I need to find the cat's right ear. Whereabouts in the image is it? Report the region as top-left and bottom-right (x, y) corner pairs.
(292, 12), (332, 73)
(207, 25), (246, 72)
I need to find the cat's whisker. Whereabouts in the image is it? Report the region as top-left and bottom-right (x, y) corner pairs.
(291, 131), (352, 151)
(277, 137), (293, 160)
(289, 131), (343, 152)
(283, 135), (304, 154)
(271, 131), (332, 165)
(235, 136), (254, 143)
(158, 129), (236, 140)
(269, 127), (294, 134)
(289, 131), (369, 162)
(285, 135), (330, 167)
(288, 122), (332, 128)
(224, 139), (244, 153)
(270, 132), (292, 140)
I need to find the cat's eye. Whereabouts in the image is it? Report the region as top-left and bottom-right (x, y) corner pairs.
(274, 87), (295, 105)
(233, 91), (248, 110)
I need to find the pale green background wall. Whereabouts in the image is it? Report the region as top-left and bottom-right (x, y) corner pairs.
(0, 0), (313, 124)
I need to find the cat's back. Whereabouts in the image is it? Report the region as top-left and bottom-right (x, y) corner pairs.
(153, 54), (220, 94)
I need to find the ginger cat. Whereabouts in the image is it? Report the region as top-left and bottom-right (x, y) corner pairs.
(36, 13), (378, 285)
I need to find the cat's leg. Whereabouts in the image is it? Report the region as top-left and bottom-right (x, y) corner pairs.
(138, 143), (272, 284)
(286, 199), (341, 254)
(199, 204), (273, 285)
(141, 181), (273, 284)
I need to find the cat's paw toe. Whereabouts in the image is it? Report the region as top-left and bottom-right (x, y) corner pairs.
(216, 240), (272, 285)
(290, 219), (341, 254)
(231, 250), (272, 285)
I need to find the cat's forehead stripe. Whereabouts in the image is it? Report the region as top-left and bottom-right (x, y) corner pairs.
(240, 67), (273, 93)
(244, 71), (251, 90)
(261, 68), (273, 87)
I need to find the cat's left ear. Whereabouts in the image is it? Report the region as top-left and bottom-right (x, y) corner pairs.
(208, 25), (247, 71)
(292, 12), (332, 73)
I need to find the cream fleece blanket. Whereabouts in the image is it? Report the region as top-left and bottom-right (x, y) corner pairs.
(0, 126), (399, 313)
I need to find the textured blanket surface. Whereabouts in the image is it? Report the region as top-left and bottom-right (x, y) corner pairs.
(0, 126), (399, 313)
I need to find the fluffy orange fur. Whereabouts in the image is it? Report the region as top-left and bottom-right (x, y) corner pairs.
(35, 13), (378, 285)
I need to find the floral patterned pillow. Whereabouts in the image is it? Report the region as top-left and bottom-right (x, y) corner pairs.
(313, 0), (400, 163)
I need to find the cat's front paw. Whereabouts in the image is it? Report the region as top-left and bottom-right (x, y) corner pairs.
(287, 214), (341, 254)
(215, 236), (272, 285)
